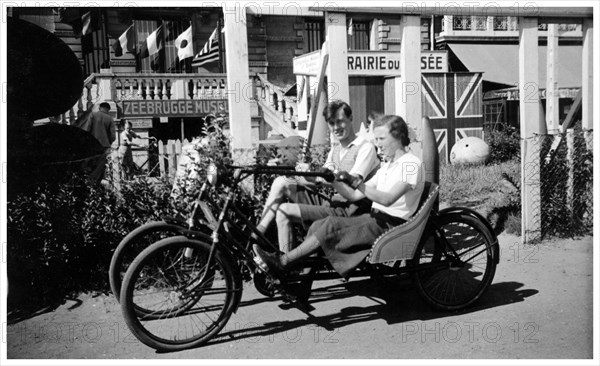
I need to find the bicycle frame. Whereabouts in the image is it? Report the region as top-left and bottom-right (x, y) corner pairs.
(182, 165), (464, 289)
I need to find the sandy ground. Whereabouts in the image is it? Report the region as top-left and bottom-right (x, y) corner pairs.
(4, 233), (594, 360)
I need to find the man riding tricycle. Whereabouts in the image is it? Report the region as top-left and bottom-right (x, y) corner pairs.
(110, 109), (499, 352)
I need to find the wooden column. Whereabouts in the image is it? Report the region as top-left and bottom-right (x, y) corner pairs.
(325, 12), (350, 103)
(223, 5), (254, 165)
(582, 18), (593, 150)
(519, 17), (542, 243)
(396, 15), (423, 157)
(545, 24), (560, 134)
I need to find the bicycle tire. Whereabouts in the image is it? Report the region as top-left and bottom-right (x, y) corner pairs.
(413, 213), (497, 311)
(120, 236), (239, 351)
(109, 221), (187, 303)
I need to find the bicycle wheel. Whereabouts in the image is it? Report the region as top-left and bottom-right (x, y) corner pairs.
(109, 221), (186, 303)
(413, 213), (497, 311)
(120, 236), (238, 351)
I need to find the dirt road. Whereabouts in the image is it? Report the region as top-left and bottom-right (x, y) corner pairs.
(5, 234), (594, 359)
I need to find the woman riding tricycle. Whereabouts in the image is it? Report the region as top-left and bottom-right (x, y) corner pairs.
(113, 113), (499, 352)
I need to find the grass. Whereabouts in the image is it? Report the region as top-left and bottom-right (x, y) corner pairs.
(439, 158), (521, 235)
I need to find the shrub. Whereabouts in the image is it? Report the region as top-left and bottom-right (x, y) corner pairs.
(484, 123), (520, 164)
(6, 173), (185, 310)
(7, 119), (332, 312)
(539, 128), (593, 238)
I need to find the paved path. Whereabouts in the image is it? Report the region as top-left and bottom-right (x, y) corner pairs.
(5, 234), (594, 359)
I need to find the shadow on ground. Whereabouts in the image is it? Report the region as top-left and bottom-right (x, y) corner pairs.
(157, 276), (538, 352)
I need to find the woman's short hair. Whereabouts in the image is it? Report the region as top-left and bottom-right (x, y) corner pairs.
(323, 100), (352, 123)
(372, 115), (410, 147)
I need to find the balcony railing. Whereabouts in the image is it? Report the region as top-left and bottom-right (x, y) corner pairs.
(49, 71), (298, 140)
(441, 15), (582, 37)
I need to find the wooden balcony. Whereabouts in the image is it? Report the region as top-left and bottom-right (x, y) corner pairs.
(52, 71), (298, 140)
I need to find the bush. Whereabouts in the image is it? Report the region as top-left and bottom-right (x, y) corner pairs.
(7, 174), (182, 311)
(7, 119), (332, 312)
(484, 123), (520, 164)
(539, 129), (593, 238)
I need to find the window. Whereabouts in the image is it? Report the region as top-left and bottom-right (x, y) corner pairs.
(304, 19), (324, 52)
(483, 100), (504, 126)
(348, 21), (370, 50)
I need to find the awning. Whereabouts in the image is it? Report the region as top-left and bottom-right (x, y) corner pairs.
(448, 44), (582, 88)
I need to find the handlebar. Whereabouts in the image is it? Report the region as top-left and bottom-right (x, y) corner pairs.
(226, 164), (335, 182)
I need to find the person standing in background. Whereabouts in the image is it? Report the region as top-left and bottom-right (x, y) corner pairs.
(77, 102), (116, 183)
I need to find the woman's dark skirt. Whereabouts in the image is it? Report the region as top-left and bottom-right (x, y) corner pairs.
(307, 211), (406, 278)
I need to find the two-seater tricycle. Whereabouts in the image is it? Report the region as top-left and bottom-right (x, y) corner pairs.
(109, 164), (499, 351)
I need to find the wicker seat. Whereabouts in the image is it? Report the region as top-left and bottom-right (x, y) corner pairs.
(367, 181), (440, 264)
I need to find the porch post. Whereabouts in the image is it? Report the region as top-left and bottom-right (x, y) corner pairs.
(325, 12), (350, 103)
(396, 15), (423, 158)
(223, 5), (254, 165)
(519, 17), (542, 244)
(582, 18), (593, 150)
(545, 24), (560, 135)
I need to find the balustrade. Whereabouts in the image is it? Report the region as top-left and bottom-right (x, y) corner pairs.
(442, 15), (580, 37)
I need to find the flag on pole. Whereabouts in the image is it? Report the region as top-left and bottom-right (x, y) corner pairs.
(139, 25), (164, 59)
(81, 11), (95, 36)
(59, 8), (99, 38)
(347, 18), (353, 36)
(175, 25), (194, 60)
(112, 25), (136, 57)
(192, 27), (219, 68)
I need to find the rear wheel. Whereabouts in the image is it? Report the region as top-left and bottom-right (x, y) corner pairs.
(120, 236), (238, 351)
(109, 221), (187, 304)
(413, 213), (497, 311)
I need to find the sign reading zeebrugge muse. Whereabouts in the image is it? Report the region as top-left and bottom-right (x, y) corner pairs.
(122, 99), (228, 118)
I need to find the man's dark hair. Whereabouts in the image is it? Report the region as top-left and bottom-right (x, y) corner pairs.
(99, 102), (111, 111)
(323, 100), (352, 123)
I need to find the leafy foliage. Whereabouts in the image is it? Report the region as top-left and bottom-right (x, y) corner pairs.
(484, 123), (521, 164)
(539, 129), (593, 238)
(7, 119), (332, 312)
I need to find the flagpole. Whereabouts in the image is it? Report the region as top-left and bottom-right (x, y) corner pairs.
(220, 18), (226, 73)
(132, 20), (139, 70)
(185, 20), (193, 74)
(217, 19), (223, 73)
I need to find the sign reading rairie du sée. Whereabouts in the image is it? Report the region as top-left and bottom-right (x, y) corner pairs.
(294, 50), (448, 76)
(122, 99), (228, 118)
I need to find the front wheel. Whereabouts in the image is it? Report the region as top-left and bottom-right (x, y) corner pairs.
(109, 221), (188, 304)
(413, 213), (497, 311)
(120, 236), (239, 351)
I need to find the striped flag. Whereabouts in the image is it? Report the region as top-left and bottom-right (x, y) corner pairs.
(59, 8), (99, 38)
(81, 11), (95, 36)
(192, 27), (219, 68)
(140, 25), (164, 59)
(112, 25), (136, 57)
(175, 25), (194, 60)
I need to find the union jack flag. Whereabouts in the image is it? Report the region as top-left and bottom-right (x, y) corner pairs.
(421, 73), (483, 162)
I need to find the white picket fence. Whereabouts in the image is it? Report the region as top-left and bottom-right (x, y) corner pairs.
(155, 139), (192, 179)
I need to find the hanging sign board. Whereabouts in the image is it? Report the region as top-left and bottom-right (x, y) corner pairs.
(293, 50), (448, 76)
(129, 118), (153, 129)
(122, 99), (228, 118)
